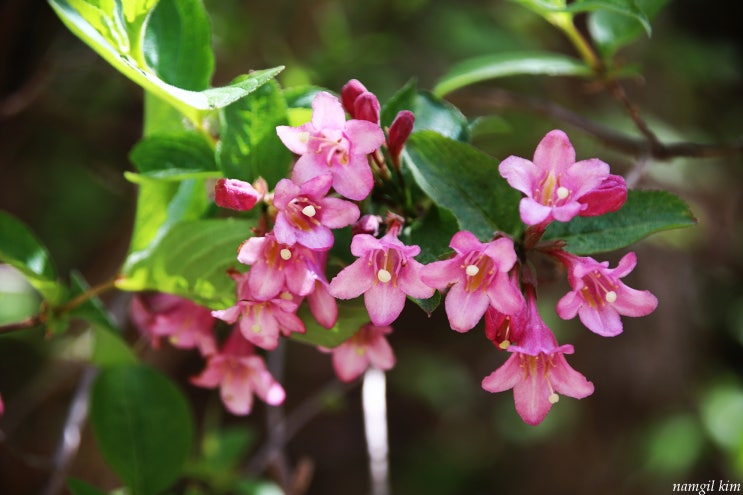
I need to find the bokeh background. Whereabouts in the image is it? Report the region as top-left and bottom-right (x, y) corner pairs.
(1, 0), (743, 494)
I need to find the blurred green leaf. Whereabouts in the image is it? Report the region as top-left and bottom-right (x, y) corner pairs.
(588, 0), (670, 60)
(543, 190), (696, 254)
(433, 51), (592, 97)
(67, 477), (109, 495)
(90, 364), (193, 495)
(403, 131), (522, 240)
(291, 303), (369, 348)
(217, 80), (291, 186)
(700, 381), (743, 452)
(642, 414), (705, 475)
(129, 132), (218, 178)
(0, 211), (65, 304)
(118, 218), (252, 308)
(382, 82), (470, 141)
(143, 0), (213, 91)
(512, 0), (653, 35)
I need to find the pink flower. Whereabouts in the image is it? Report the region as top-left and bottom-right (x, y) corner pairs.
(213, 272), (305, 350)
(130, 292), (216, 356)
(325, 323), (395, 382)
(272, 174), (360, 250)
(555, 251), (658, 337)
(420, 231), (523, 332)
(482, 288), (594, 425)
(498, 130), (611, 225)
(214, 178), (265, 211)
(237, 233), (325, 300)
(329, 230), (434, 326)
(276, 91), (385, 200)
(191, 330), (285, 416)
(307, 279), (338, 329)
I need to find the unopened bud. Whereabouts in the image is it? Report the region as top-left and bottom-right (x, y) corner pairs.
(341, 79), (368, 116)
(579, 174), (627, 217)
(387, 110), (415, 160)
(214, 178), (262, 211)
(353, 91), (381, 124)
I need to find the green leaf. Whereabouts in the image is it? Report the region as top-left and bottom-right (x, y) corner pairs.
(433, 51), (593, 97)
(65, 0), (129, 52)
(512, 0), (653, 35)
(123, 0), (159, 24)
(216, 80), (291, 186)
(49, 0), (283, 125)
(90, 364), (194, 495)
(382, 82), (470, 141)
(403, 131), (522, 240)
(588, 0), (670, 59)
(118, 219), (253, 308)
(129, 132), (217, 178)
(542, 190), (696, 254)
(291, 303), (369, 348)
(0, 211), (65, 304)
(405, 204), (459, 264)
(67, 477), (109, 495)
(143, 0), (213, 91)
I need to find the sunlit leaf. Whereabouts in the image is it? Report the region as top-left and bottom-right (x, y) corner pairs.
(542, 190), (696, 254)
(129, 132), (217, 176)
(588, 0), (670, 59)
(433, 51), (592, 97)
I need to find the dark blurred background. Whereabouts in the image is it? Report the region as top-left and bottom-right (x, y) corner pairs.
(1, 0), (743, 494)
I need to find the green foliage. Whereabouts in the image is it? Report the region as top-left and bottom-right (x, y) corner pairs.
(588, 0), (671, 60)
(433, 51), (593, 97)
(67, 477), (109, 495)
(90, 364), (194, 495)
(0, 211), (65, 304)
(216, 79), (292, 186)
(404, 131), (522, 241)
(291, 303), (370, 348)
(512, 0), (654, 35)
(542, 190), (697, 254)
(129, 132), (218, 180)
(118, 219), (253, 308)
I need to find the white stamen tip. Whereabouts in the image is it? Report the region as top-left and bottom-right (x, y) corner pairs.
(465, 264), (480, 277)
(251, 324), (262, 333)
(548, 393), (560, 404)
(556, 186), (570, 199)
(297, 131), (310, 143)
(302, 205), (317, 217)
(280, 248), (292, 260)
(605, 290), (617, 303)
(377, 269), (392, 283)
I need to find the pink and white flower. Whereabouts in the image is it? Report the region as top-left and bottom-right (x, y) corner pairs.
(191, 330), (285, 416)
(130, 292), (216, 356)
(498, 129), (611, 226)
(482, 287), (594, 425)
(276, 91), (385, 200)
(555, 251), (658, 337)
(325, 322), (396, 382)
(329, 229), (434, 326)
(420, 231), (523, 332)
(272, 174), (360, 250)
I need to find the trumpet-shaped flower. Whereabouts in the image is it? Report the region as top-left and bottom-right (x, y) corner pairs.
(325, 322), (395, 382)
(191, 330), (285, 416)
(276, 91), (385, 200)
(272, 174), (360, 250)
(329, 230), (434, 326)
(130, 292), (216, 356)
(498, 129), (611, 225)
(420, 231), (522, 332)
(212, 271), (305, 350)
(555, 251), (658, 337)
(482, 288), (594, 425)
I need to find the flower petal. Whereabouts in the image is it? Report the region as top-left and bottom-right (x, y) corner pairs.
(533, 129), (575, 172)
(444, 283), (489, 332)
(365, 283), (406, 326)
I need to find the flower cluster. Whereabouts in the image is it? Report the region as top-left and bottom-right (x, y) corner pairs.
(130, 85), (657, 425)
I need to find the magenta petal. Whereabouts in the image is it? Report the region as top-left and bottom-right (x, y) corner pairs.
(291, 153), (326, 185)
(566, 158), (610, 197)
(481, 354), (523, 393)
(397, 261), (436, 299)
(550, 354), (594, 399)
(533, 129), (576, 172)
(294, 225), (334, 250)
(420, 259), (460, 290)
(512, 367), (552, 425)
(274, 309), (306, 336)
(613, 286), (658, 317)
(320, 197), (360, 228)
(272, 214), (297, 246)
(365, 283), (406, 326)
(578, 305), (623, 337)
(330, 156), (374, 201)
(445, 284), (489, 332)
(276, 124), (311, 155)
(498, 156), (539, 196)
(350, 233), (382, 257)
(366, 333), (396, 371)
(312, 92), (346, 130)
(191, 359), (225, 388)
(212, 306), (241, 324)
(248, 261), (285, 300)
(556, 291), (581, 320)
(249, 363), (286, 406)
(344, 119), (385, 153)
(487, 271), (523, 315)
(237, 237), (266, 265)
(329, 259), (374, 299)
(613, 251), (638, 278)
(333, 343), (369, 382)
(308, 282), (338, 328)
(222, 376), (254, 416)
(519, 197), (553, 225)
(551, 201), (584, 222)
(449, 230), (482, 253)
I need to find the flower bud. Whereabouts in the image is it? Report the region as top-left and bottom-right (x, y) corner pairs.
(341, 79), (368, 117)
(353, 91), (381, 124)
(578, 174), (627, 217)
(387, 110), (415, 160)
(214, 178), (262, 211)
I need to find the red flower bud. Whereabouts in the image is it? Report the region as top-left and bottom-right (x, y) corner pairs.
(353, 91), (381, 124)
(214, 178), (262, 211)
(387, 110), (415, 160)
(341, 79), (368, 116)
(578, 174), (628, 217)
